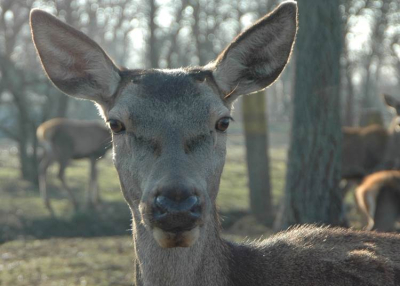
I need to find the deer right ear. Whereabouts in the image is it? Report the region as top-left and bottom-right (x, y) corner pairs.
(210, 1), (297, 103)
(383, 94), (399, 109)
(30, 9), (120, 104)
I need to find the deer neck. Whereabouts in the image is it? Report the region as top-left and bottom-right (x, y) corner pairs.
(131, 208), (229, 286)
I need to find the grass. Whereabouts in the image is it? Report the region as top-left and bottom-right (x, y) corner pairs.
(0, 237), (134, 286)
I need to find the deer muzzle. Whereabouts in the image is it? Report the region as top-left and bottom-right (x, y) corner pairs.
(148, 184), (204, 248)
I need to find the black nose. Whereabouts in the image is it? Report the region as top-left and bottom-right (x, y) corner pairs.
(152, 186), (202, 232)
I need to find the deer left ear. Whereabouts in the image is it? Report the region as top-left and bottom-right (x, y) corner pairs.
(30, 9), (120, 105)
(210, 1), (297, 103)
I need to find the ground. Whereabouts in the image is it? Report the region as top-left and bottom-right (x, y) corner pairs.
(0, 126), (362, 285)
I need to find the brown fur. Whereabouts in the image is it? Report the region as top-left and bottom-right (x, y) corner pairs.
(37, 118), (111, 215)
(342, 124), (389, 180)
(356, 170), (400, 231)
(341, 94), (400, 182)
(342, 94), (400, 230)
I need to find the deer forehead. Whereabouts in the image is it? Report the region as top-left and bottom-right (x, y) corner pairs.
(108, 69), (230, 134)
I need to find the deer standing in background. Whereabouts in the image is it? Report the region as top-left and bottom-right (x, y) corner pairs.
(37, 118), (111, 215)
(378, 94), (400, 170)
(355, 170), (400, 232)
(341, 124), (388, 180)
(340, 94), (400, 196)
(31, 2), (400, 285)
(353, 94), (400, 232)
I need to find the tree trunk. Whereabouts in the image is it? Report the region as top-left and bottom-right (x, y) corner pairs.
(56, 94), (69, 117)
(343, 44), (355, 127)
(242, 91), (273, 226)
(148, 0), (158, 68)
(280, 0), (344, 228)
(362, 61), (376, 109)
(18, 120), (38, 184)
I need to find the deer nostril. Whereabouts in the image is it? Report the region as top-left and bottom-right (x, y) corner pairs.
(189, 198), (201, 215)
(154, 196), (168, 215)
(181, 195), (199, 212)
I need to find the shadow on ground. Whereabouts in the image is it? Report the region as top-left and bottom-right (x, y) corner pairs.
(0, 200), (132, 243)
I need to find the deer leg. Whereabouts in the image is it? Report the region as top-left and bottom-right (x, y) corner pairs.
(87, 157), (101, 208)
(372, 189), (399, 232)
(38, 154), (55, 217)
(365, 194), (376, 231)
(58, 161), (79, 211)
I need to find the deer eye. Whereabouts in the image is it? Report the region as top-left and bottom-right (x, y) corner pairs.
(215, 117), (232, 132)
(107, 119), (125, 134)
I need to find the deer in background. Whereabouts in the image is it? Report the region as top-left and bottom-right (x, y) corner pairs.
(341, 124), (388, 180)
(356, 170), (400, 232)
(353, 94), (400, 232)
(37, 118), (111, 215)
(378, 94), (400, 170)
(340, 94), (400, 195)
(31, 2), (400, 285)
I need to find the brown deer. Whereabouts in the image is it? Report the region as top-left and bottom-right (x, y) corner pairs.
(355, 170), (400, 232)
(379, 94), (400, 170)
(342, 124), (388, 180)
(30, 3), (400, 285)
(37, 118), (111, 215)
(351, 94), (400, 232)
(340, 94), (400, 195)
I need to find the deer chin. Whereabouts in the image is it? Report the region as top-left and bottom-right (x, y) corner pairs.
(153, 226), (200, 248)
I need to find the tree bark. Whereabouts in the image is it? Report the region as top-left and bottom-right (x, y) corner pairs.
(148, 0), (158, 68)
(242, 91), (273, 226)
(343, 44), (355, 127)
(280, 0), (344, 228)
(56, 94), (69, 118)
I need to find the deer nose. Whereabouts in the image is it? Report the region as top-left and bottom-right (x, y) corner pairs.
(155, 195), (200, 213)
(152, 187), (202, 232)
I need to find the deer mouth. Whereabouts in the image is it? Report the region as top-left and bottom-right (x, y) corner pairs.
(150, 210), (203, 248)
(153, 226), (200, 248)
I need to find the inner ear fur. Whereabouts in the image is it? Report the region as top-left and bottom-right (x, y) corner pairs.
(210, 1), (298, 102)
(30, 9), (121, 103)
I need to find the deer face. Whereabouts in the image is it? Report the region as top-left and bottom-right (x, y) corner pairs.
(383, 94), (400, 131)
(30, 2), (297, 248)
(108, 70), (230, 247)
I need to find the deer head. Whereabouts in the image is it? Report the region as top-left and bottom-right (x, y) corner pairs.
(30, 2), (297, 248)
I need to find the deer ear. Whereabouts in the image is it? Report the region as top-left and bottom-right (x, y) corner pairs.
(30, 9), (120, 104)
(383, 94), (399, 109)
(210, 1), (297, 102)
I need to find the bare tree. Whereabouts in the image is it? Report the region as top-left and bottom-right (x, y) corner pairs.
(0, 0), (43, 182)
(280, 0), (344, 228)
(241, 0), (278, 226)
(0, 0), (137, 182)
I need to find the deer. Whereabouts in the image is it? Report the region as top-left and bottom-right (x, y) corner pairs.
(30, 2), (400, 285)
(341, 124), (388, 180)
(37, 118), (111, 215)
(355, 170), (400, 232)
(379, 94), (400, 170)
(340, 94), (400, 197)
(352, 94), (400, 232)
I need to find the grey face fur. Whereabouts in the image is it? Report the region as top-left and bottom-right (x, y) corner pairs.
(110, 69), (229, 245)
(30, 1), (297, 250)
